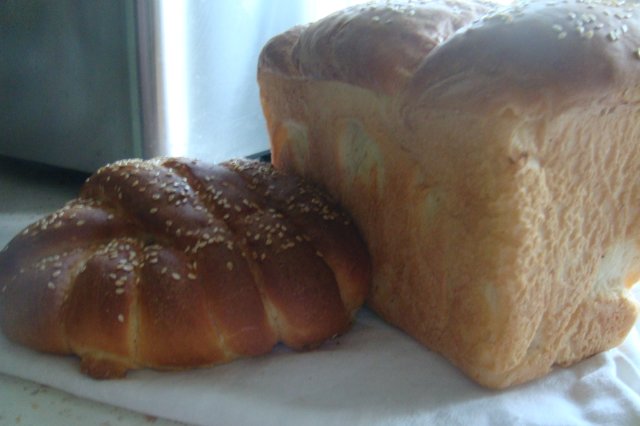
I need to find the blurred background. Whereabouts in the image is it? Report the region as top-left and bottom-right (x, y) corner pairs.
(0, 0), (363, 172)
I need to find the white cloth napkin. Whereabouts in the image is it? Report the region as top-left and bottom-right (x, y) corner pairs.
(1, 306), (638, 426)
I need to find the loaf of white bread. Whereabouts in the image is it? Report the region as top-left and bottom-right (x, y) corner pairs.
(0, 158), (370, 378)
(258, 0), (640, 388)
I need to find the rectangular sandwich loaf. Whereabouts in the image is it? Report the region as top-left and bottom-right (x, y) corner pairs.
(257, 0), (640, 388)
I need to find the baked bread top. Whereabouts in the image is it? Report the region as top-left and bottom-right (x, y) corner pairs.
(260, 0), (640, 110)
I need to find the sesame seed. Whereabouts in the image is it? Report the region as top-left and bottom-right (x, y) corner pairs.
(152, 194), (161, 200)
(557, 31), (567, 39)
(188, 273), (197, 280)
(117, 314), (124, 323)
(172, 272), (181, 280)
(226, 261), (234, 271)
(76, 220), (86, 226)
(150, 207), (158, 214)
(582, 30), (594, 39)
(115, 288), (125, 295)
(47, 282), (56, 289)
(635, 48), (640, 59)
(52, 270), (62, 278)
(608, 30), (619, 41)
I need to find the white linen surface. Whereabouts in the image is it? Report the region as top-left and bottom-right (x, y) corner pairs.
(0, 305), (638, 426)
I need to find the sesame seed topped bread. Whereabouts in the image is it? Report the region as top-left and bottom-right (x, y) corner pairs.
(258, 0), (640, 388)
(0, 158), (370, 378)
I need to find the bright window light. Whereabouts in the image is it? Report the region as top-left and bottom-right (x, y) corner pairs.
(159, 0), (189, 156)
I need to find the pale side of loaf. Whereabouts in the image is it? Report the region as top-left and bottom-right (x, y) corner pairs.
(258, 0), (640, 388)
(0, 158), (370, 378)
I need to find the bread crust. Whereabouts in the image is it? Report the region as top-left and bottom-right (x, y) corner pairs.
(0, 159), (370, 378)
(258, 0), (640, 388)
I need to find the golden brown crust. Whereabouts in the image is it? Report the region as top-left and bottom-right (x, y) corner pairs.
(258, 0), (640, 388)
(225, 159), (370, 314)
(261, 0), (640, 103)
(406, 0), (640, 113)
(261, 0), (496, 95)
(0, 158), (370, 378)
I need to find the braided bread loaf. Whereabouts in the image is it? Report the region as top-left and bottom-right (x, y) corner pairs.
(0, 158), (370, 378)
